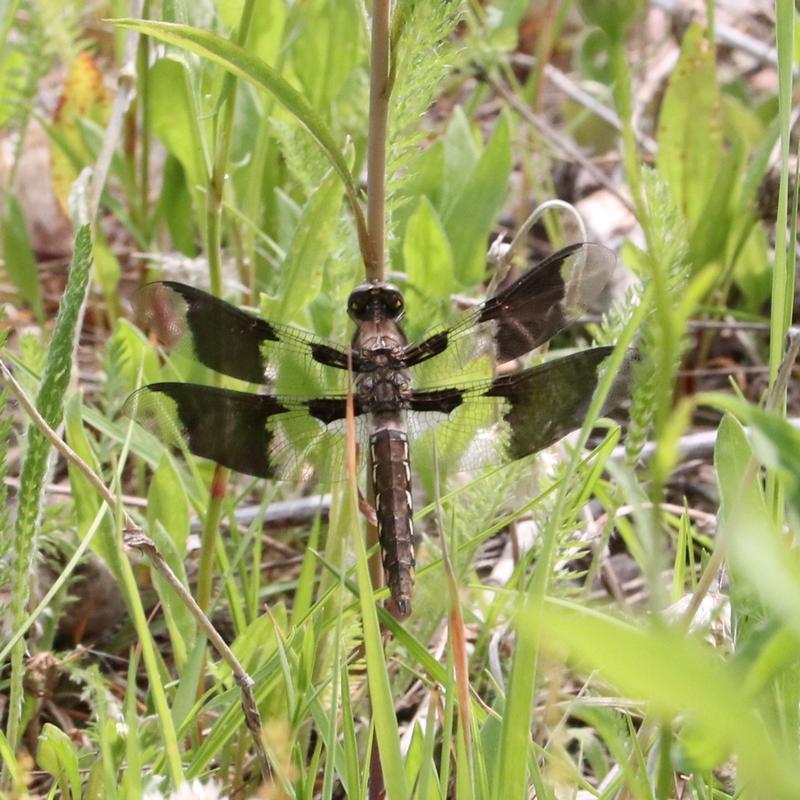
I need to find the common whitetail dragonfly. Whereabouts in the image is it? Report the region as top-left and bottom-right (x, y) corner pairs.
(126, 242), (630, 618)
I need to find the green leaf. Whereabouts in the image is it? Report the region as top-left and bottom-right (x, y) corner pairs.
(577, 0), (642, 42)
(0, 48), (27, 129)
(721, 92), (766, 147)
(2, 195), (44, 322)
(405, 140), (444, 212)
(390, 140), (444, 263)
(744, 623), (800, 694)
(37, 723), (82, 800)
(290, 0), (363, 109)
(171, 636), (207, 729)
(122, 652), (143, 798)
(150, 520), (195, 669)
(92, 233), (121, 300)
(0, 729), (21, 786)
(219, 612), (280, 678)
(732, 222), (771, 310)
(148, 56), (208, 190)
(687, 132), (746, 268)
(147, 455), (190, 557)
(148, 458), (194, 665)
(403, 196), (454, 300)
(105, 318), (162, 397)
(441, 107), (480, 213)
(495, 592), (538, 799)
(577, 28), (614, 84)
(715, 411), (800, 646)
(728, 406), (800, 524)
(656, 22), (722, 228)
(276, 169), (344, 321)
(714, 413), (768, 526)
(10, 228), (93, 714)
(219, 0), (286, 66)
(443, 111), (512, 286)
(155, 155), (196, 255)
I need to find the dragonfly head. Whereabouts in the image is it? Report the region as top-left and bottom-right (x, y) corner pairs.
(347, 282), (406, 323)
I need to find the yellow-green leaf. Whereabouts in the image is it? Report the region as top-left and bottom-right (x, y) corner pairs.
(403, 196), (453, 300)
(37, 723), (82, 800)
(656, 22), (722, 227)
(50, 52), (111, 212)
(149, 57), (208, 191)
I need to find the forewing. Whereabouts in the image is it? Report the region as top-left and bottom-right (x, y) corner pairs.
(407, 347), (631, 472)
(405, 243), (616, 390)
(137, 282), (352, 388)
(124, 382), (364, 482)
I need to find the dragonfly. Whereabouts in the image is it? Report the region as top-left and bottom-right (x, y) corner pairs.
(126, 242), (630, 618)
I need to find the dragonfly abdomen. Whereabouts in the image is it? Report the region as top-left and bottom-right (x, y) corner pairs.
(370, 427), (415, 618)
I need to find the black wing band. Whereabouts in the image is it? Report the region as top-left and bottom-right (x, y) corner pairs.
(126, 382), (288, 477)
(125, 382), (362, 481)
(482, 346), (620, 459)
(403, 243), (615, 381)
(407, 347), (631, 471)
(138, 282), (353, 384)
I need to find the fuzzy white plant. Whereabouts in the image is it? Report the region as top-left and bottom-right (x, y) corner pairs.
(144, 779), (228, 800)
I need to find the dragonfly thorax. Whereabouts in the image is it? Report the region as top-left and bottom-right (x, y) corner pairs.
(357, 367), (410, 411)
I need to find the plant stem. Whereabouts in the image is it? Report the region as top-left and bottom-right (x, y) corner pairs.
(765, 0), (795, 516)
(608, 37), (647, 237)
(366, 0), (391, 282)
(137, 1), (151, 234)
(197, 0), (257, 616)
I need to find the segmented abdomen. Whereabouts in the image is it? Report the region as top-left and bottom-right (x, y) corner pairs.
(370, 428), (415, 618)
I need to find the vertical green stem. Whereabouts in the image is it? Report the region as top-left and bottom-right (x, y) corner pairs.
(116, 528), (185, 786)
(609, 32), (675, 608)
(768, 0), (795, 388)
(705, 0), (715, 44)
(137, 4), (151, 236)
(522, 0), (565, 110)
(766, 0), (795, 515)
(608, 37), (647, 238)
(196, 0), (257, 615)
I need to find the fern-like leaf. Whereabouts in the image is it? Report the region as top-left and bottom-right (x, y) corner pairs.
(385, 3), (461, 225)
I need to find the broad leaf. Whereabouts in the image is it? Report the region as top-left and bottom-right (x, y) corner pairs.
(149, 56), (209, 191)
(403, 196), (454, 316)
(656, 22), (721, 229)
(443, 111), (513, 286)
(275, 169), (344, 322)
